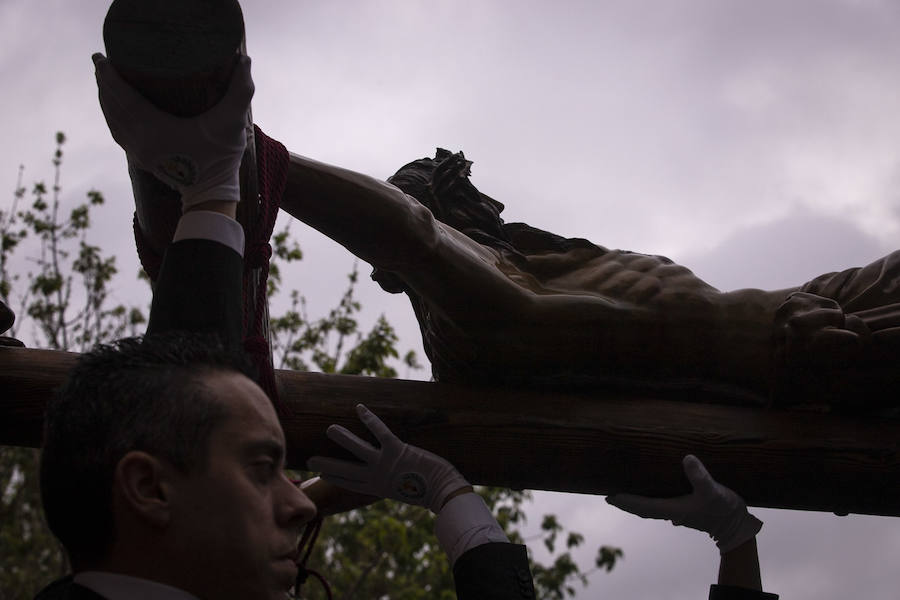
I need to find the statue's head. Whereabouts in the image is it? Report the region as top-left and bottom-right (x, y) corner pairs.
(388, 148), (512, 248)
(372, 149), (519, 294)
(374, 148), (602, 295)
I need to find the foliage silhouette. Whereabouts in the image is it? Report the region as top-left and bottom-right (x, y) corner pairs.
(0, 133), (620, 599)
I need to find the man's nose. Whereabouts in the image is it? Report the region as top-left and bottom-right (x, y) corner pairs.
(278, 474), (318, 529)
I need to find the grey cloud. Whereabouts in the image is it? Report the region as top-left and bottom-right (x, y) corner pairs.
(3, 3), (900, 599)
(682, 207), (890, 291)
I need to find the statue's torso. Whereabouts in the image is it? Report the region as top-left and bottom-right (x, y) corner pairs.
(414, 243), (739, 387)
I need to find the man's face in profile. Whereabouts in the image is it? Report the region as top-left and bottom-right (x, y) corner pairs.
(167, 371), (316, 600)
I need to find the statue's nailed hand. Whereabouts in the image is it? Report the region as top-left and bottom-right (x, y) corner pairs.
(606, 455), (762, 554)
(91, 53), (254, 207)
(774, 291), (871, 366)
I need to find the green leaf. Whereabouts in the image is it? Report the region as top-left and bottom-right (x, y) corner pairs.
(595, 545), (624, 572)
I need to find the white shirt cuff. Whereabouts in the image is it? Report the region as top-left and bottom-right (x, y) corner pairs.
(434, 492), (510, 567)
(173, 211), (245, 257)
(75, 571), (201, 600)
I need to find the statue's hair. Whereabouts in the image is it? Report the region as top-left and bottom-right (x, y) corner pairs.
(381, 149), (603, 278)
(40, 332), (253, 566)
(387, 149), (518, 253)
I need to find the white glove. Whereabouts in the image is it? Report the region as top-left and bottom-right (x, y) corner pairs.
(606, 455), (762, 554)
(307, 404), (470, 514)
(92, 52), (254, 207)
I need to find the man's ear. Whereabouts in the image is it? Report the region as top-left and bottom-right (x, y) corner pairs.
(114, 451), (175, 528)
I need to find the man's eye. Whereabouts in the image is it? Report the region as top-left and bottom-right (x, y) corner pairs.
(251, 461), (277, 481)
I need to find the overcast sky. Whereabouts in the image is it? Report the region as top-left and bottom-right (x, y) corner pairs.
(2, 1), (899, 598)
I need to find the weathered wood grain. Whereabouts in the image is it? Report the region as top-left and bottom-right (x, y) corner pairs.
(3, 346), (898, 516)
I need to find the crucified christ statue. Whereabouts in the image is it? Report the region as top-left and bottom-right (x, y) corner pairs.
(278, 148), (899, 412)
(101, 3), (898, 414)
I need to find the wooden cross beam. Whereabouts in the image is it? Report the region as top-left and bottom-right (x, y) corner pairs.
(3, 345), (899, 517)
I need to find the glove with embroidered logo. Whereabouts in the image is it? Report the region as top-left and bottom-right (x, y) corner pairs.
(91, 52), (253, 207)
(307, 404), (470, 514)
(606, 455), (762, 554)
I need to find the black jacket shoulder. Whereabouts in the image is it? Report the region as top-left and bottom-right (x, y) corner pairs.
(34, 576), (106, 600)
(453, 542), (536, 600)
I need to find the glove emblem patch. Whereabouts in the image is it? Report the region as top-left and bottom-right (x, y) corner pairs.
(156, 154), (198, 187)
(393, 472), (427, 501)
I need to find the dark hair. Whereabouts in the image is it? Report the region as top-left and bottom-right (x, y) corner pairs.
(374, 148), (521, 294)
(387, 148), (515, 252)
(385, 148), (603, 260)
(40, 332), (254, 565)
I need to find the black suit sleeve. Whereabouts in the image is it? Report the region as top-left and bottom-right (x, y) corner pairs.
(709, 584), (779, 600)
(146, 238), (243, 347)
(453, 543), (536, 600)
(33, 576), (108, 600)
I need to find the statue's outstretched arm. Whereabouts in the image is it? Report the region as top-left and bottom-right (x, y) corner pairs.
(281, 153), (562, 322)
(280, 152), (766, 385)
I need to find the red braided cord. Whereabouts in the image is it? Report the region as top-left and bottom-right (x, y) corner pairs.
(298, 569), (332, 600)
(132, 124), (288, 414)
(292, 516), (332, 600)
(242, 125), (288, 415)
